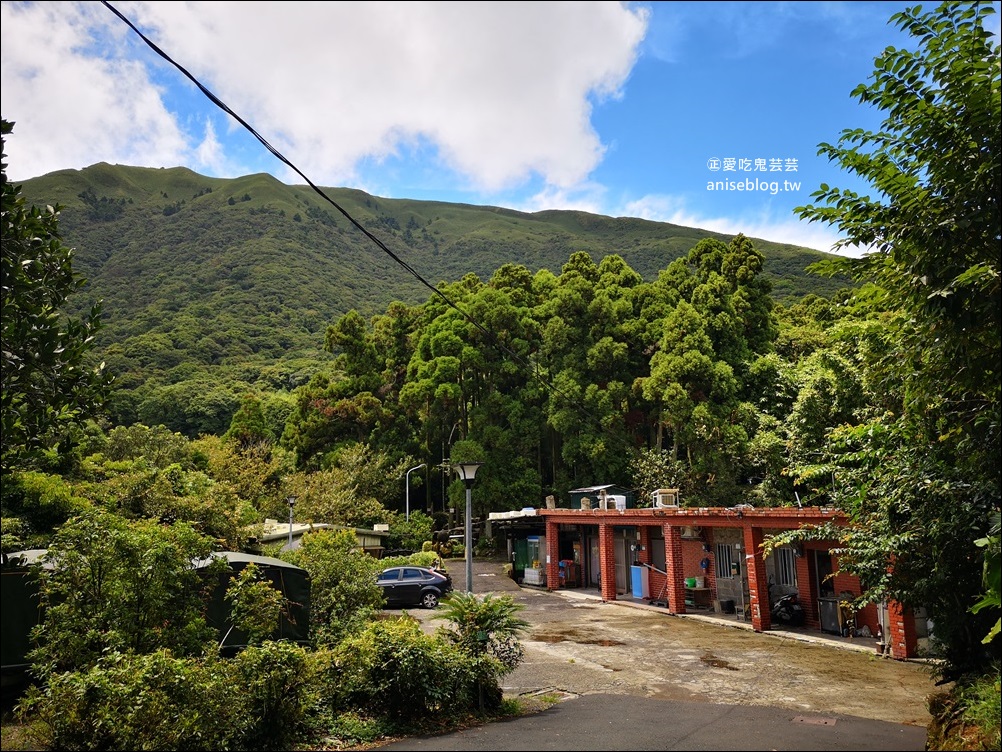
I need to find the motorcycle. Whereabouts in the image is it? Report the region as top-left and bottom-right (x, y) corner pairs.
(771, 592), (806, 627)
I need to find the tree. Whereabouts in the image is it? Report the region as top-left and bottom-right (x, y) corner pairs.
(223, 393), (275, 449)
(795, 1), (999, 472)
(222, 562), (286, 647)
(28, 510), (219, 680)
(1, 120), (111, 472)
(793, 2), (1000, 675)
(282, 528), (383, 647)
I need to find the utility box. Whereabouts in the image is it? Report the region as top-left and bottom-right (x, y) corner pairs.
(819, 597), (841, 634)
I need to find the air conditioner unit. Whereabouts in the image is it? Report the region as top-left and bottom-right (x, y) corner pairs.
(606, 494), (626, 511)
(653, 488), (680, 508)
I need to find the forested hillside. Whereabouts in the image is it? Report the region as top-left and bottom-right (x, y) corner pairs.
(16, 163), (844, 435)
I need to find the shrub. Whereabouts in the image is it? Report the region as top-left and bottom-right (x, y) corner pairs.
(331, 618), (478, 722)
(28, 510), (218, 680)
(17, 643), (319, 751)
(231, 641), (317, 750)
(17, 650), (246, 751)
(434, 591), (530, 710)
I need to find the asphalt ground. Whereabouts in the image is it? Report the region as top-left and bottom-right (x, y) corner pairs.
(377, 693), (927, 751)
(378, 557), (934, 751)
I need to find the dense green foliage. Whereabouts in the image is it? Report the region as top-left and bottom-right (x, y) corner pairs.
(12, 503), (528, 750)
(790, 0), (1000, 677)
(25, 511), (221, 681)
(0, 121), (111, 473)
(434, 591), (530, 710)
(282, 528), (384, 648)
(297, 237), (810, 515)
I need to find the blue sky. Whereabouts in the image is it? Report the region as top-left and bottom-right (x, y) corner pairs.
(2, 1), (998, 256)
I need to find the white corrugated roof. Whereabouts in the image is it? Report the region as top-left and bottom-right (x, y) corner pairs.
(488, 508), (538, 520)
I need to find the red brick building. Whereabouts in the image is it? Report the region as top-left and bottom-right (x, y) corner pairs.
(494, 502), (922, 659)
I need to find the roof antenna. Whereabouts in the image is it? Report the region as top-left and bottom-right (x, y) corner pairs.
(794, 491), (802, 509)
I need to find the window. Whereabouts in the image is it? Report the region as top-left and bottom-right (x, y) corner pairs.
(377, 569), (399, 582)
(402, 568), (423, 580)
(716, 543), (735, 578)
(775, 547), (797, 587)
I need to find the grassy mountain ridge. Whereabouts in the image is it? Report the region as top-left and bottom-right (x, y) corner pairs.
(15, 163), (845, 431)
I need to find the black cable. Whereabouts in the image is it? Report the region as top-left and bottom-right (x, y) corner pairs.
(100, 0), (633, 453)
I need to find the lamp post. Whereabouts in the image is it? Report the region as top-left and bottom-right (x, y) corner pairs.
(405, 463), (426, 522)
(441, 421), (460, 514)
(286, 495), (297, 548)
(452, 461), (482, 593)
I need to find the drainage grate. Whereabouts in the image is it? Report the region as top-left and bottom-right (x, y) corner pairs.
(792, 716), (837, 726)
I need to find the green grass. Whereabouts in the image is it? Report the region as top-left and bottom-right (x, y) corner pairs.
(928, 663), (1001, 751)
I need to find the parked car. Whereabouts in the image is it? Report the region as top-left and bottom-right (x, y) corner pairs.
(377, 565), (453, 609)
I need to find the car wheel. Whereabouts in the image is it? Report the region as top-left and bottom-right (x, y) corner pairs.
(421, 591), (439, 609)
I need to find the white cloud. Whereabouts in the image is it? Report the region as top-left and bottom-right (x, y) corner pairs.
(518, 183), (608, 215)
(0, 1), (190, 179)
(3, 1), (649, 190)
(193, 116), (226, 175)
(622, 194), (867, 257)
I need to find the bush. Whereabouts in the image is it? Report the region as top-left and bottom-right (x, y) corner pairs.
(434, 591), (529, 711)
(17, 650), (246, 751)
(232, 641), (317, 750)
(330, 618), (478, 722)
(282, 529), (383, 648)
(28, 511), (218, 680)
(17, 643), (319, 751)
(928, 664), (1001, 752)
(379, 549), (441, 570)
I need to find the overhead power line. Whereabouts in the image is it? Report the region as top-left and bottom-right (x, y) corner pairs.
(100, 0), (633, 454)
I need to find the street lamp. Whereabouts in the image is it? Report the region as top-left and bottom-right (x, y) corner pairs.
(286, 495), (297, 547)
(451, 461), (482, 593)
(406, 463), (426, 522)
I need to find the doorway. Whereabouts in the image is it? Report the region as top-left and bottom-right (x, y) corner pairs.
(814, 549), (835, 597)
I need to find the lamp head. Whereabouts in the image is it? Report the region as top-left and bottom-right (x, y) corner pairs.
(452, 461), (483, 486)
(287, 495), (297, 508)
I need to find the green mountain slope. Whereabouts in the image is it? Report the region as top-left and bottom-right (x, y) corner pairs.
(16, 163), (845, 431)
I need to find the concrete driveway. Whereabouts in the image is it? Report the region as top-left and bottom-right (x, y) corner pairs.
(387, 557), (939, 750)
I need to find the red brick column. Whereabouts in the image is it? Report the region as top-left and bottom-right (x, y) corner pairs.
(744, 526), (771, 631)
(887, 600), (918, 659)
(598, 523), (616, 601)
(795, 550), (815, 629)
(638, 526), (652, 568)
(545, 518), (560, 591)
(664, 524), (686, 614)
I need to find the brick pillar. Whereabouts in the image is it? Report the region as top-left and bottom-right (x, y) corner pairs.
(638, 526), (652, 567)
(744, 526), (770, 631)
(887, 600), (918, 659)
(545, 518), (560, 591)
(598, 523), (616, 601)
(665, 523), (686, 614)
(795, 550), (815, 629)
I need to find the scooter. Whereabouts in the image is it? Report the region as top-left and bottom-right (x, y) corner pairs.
(771, 592), (806, 627)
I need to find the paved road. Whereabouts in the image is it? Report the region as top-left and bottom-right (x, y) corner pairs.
(378, 558), (932, 751)
(378, 693), (927, 751)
